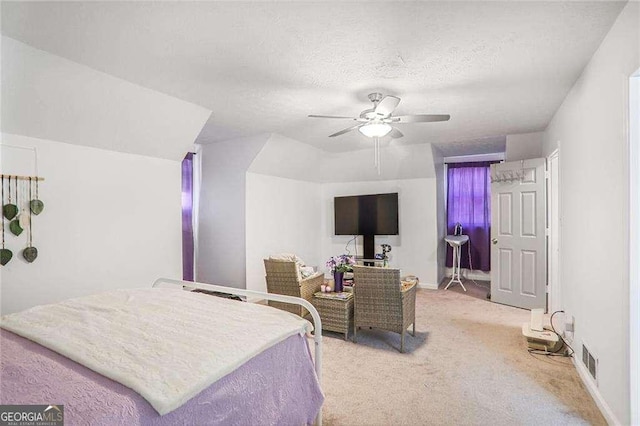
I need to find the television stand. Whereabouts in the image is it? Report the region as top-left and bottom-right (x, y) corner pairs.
(363, 234), (375, 266)
(355, 258), (385, 267)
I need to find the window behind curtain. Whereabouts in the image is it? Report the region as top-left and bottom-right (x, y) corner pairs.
(446, 161), (496, 272)
(182, 152), (195, 281)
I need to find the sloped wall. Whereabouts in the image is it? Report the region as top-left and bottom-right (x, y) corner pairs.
(1, 37), (210, 161)
(1, 38), (212, 314)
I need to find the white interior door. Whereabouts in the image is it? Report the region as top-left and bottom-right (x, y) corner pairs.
(490, 158), (546, 310)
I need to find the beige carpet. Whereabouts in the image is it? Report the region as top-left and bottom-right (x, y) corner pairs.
(315, 288), (605, 425)
(438, 277), (491, 301)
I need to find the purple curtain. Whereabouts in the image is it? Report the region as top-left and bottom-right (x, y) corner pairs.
(181, 152), (195, 281)
(445, 161), (496, 272)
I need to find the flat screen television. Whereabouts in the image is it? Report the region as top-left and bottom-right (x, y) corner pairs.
(334, 193), (399, 236)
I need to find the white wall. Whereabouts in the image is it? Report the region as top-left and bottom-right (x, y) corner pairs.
(542, 3), (639, 424)
(321, 142), (436, 183)
(245, 173), (322, 292)
(321, 178), (439, 287)
(0, 134), (182, 314)
(197, 134), (268, 288)
(505, 131), (543, 161)
(2, 37), (210, 161)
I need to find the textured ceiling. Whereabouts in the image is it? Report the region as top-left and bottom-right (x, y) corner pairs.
(1, 1), (625, 153)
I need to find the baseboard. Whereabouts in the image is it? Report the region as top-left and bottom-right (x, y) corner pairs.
(572, 357), (621, 425)
(417, 283), (438, 290)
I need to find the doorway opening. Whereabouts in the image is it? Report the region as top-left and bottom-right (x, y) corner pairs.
(439, 153), (504, 300)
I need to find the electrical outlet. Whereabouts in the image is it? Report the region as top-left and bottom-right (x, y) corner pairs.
(564, 314), (575, 343)
(565, 314), (575, 332)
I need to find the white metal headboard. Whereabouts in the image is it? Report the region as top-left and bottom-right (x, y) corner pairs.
(152, 278), (323, 425)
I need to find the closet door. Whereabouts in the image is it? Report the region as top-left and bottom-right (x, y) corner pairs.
(490, 158), (546, 310)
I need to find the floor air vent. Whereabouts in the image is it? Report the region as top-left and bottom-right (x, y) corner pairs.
(582, 343), (597, 382)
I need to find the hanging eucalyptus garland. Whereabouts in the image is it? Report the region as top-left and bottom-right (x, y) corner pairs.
(3, 176), (18, 220)
(1, 176), (13, 266)
(9, 178), (23, 236)
(22, 177), (38, 263)
(30, 178), (44, 215)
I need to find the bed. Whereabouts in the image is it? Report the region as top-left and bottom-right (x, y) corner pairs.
(0, 279), (324, 425)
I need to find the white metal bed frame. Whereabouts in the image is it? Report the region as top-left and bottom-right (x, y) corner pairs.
(152, 278), (323, 425)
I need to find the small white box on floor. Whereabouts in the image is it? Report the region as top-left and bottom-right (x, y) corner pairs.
(530, 308), (545, 331)
(522, 323), (562, 352)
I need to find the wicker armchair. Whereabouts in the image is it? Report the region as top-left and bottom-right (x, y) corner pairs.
(352, 265), (417, 353)
(264, 259), (323, 317)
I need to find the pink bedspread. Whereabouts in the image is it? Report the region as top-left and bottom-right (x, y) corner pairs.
(0, 329), (323, 425)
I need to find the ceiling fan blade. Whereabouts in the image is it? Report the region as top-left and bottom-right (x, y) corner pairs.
(374, 96), (400, 117)
(308, 114), (357, 120)
(329, 124), (362, 137)
(392, 114), (450, 123)
(389, 128), (404, 139)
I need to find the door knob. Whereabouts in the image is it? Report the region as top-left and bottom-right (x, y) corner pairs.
(492, 238), (498, 245)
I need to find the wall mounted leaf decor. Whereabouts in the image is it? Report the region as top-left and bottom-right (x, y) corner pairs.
(9, 220), (23, 236)
(3, 176), (17, 220)
(30, 179), (44, 215)
(22, 246), (37, 263)
(22, 177), (38, 263)
(0, 176), (12, 266)
(0, 174), (44, 265)
(0, 248), (12, 266)
(30, 200), (44, 215)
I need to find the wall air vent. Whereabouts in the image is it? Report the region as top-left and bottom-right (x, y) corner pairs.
(582, 343), (598, 382)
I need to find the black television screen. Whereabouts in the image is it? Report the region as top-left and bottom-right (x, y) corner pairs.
(334, 193), (399, 235)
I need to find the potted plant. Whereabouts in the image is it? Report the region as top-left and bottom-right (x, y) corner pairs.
(326, 254), (355, 292)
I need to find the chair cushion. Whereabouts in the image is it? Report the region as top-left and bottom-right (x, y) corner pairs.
(269, 253), (304, 264)
(300, 266), (316, 279)
(268, 253), (306, 281)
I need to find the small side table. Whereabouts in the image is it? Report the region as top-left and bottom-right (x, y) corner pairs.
(311, 291), (354, 340)
(444, 235), (470, 292)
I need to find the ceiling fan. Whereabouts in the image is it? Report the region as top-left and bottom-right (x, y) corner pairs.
(308, 92), (450, 139)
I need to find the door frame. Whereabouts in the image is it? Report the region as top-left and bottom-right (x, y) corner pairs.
(547, 148), (560, 313)
(629, 70), (639, 426)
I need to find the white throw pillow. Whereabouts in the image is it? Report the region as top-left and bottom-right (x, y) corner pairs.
(269, 253), (304, 264)
(269, 253), (306, 281)
(300, 266), (316, 279)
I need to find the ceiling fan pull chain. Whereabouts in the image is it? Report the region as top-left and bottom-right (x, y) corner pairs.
(374, 137), (381, 175)
(374, 137), (378, 167)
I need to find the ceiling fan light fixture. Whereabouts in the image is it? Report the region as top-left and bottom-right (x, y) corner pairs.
(358, 122), (392, 138)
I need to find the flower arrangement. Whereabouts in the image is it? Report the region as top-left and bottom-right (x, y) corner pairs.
(325, 254), (355, 273)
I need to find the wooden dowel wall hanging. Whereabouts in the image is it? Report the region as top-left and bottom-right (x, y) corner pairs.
(0, 176), (12, 265)
(0, 174), (45, 182)
(9, 178), (23, 236)
(23, 177), (38, 263)
(0, 173), (45, 266)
